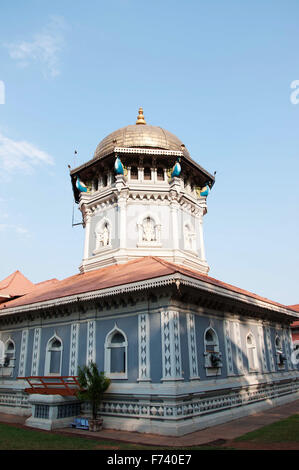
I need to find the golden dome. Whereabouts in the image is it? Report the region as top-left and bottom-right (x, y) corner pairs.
(93, 108), (190, 160)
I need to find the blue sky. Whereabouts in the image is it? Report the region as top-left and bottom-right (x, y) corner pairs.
(0, 0), (298, 305)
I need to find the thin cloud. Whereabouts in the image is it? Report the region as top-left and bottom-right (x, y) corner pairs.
(0, 132), (54, 175)
(0, 197), (30, 237)
(5, 16), (66, 77)
(0, 223), (30, 237)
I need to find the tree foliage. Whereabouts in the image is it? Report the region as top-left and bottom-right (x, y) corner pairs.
(76, 362), (110, 420)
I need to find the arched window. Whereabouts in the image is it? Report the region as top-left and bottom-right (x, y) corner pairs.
(45, 336), (63, 376)
(130, 166), (138, 180)
(4, 339), (15, 368)
(104, 327), (128, 379)
(204, 327), (222, 374)
(204, 328), (219, 353)
(246, 333), (258, 371)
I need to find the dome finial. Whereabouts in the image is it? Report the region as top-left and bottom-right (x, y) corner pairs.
(136, 107), (146, 125)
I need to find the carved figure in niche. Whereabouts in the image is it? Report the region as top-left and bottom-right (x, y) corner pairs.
(142, 217), (156, 242)
(184, 224), (195, 251)
(98, 222), (110, 247)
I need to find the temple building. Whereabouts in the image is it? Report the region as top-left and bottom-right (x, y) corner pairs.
(0, 108), (298, 435)
(290, 305), (299, 343)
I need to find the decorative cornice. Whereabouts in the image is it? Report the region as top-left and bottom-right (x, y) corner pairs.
(114, 147), (184, 157)
(80, 186), (204, 217)
(0, 272), (297, 322)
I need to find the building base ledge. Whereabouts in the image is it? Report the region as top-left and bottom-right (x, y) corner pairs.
(100, 389), (299, 437)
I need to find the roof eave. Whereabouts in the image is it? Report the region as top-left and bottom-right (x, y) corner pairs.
(69, 147), (215, 202)
(0, 272), (297, 321)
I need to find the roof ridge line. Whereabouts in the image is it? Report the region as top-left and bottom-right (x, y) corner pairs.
(150, 256), (179, 272)
(0, 270), (19, 291)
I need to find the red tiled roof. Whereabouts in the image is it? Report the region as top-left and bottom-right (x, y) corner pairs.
(0, 257), (296, 314)
(0, 270), (35, 302)
(289, 305), (299, 328)
(34, 279), (59, 289)
(289, 305), (299, 312)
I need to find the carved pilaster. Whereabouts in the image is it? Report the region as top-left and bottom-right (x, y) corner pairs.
(265, 326), (276, 372)
(31, 328), (41, 376)
(161, 310), (183, 381)
(283, 327), (293, 370)
(186, 313), (199, 379)
(86, 320), (96, 365)
(18, 329), (29, 377)
(257, 325), (268, 372)
(223, 319), (235, 376)
(138, 313), (151, 381)
(233, 321), (244, 375)
(69, 322), (80, 375)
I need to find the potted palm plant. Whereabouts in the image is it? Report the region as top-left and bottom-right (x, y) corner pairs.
(76, 362), (111, 431)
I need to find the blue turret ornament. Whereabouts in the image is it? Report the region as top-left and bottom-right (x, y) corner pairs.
(171, 157), (181, 178)
(76, 176), (88, 193)
(200, 183), (210, 197)
(114, 155), (124, 175)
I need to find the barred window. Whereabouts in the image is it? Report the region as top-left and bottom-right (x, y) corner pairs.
(104, 327), (128, 379)
(45, 336), (63, 376)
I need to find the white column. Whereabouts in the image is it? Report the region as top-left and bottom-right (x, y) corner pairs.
(83, 210), (91, 259)
(119, 196), (127, 249)
(170, 201), (179, 250)
(198, 216), (206, 261)
(138, 167), (143, 182)
(163, 168), (167, 182)
(151, 167), (156, 182)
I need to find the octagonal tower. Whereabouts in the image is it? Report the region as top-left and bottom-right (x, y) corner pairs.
(70, 108), (215, 273)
